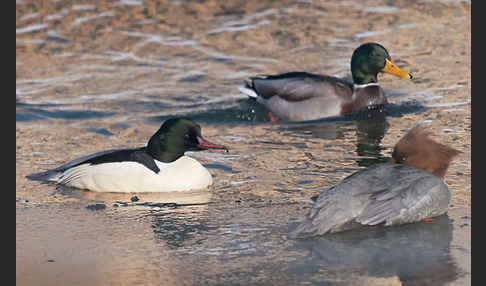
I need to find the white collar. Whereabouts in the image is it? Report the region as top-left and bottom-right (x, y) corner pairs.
(353, 83), (380, 88)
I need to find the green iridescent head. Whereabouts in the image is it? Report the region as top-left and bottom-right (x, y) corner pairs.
(351, 42), (412, 85)
(146, 117), (228, 162)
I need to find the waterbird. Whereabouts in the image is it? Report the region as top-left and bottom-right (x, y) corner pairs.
(238, 42), (413, 122)
(27, 117), (229, 192)
(289, 125), (460, 238)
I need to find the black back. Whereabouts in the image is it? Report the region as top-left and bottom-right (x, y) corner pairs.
(80, 148), (160, 173)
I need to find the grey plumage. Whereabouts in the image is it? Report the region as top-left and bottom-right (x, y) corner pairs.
(242, 72), (354, 121)
(250, 72), (353, 102)
(289, 163), (450, 238)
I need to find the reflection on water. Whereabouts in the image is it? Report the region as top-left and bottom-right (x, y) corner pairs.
(289, 215), (459, 285)
(280, 121), (351, 141)
(148, 206), (214, 249)
(54, 184), (214, 206)
(279, 115), (389, 166)
(16, 191), (462, 286)
(355, 118), (389, 166)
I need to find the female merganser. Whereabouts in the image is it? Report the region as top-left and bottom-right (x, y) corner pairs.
(27, 117), (229, 193)
(289, 125), (460, 238)
(238, 42), (412, 122)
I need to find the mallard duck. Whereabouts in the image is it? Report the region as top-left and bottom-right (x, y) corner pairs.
(27, 117), (229, 192)
(289, 125), (460, 238)
(238, 42), (412, 122)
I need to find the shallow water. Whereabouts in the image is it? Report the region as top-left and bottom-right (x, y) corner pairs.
(17, 0), (470, 285)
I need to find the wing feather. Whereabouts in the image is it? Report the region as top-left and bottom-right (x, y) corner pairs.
(250, 72), (352, 102)
(289, 164), (450, 238)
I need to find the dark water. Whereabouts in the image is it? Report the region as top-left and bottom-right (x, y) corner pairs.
(17, 0), (470, 285)
(289, 215), (459, 285)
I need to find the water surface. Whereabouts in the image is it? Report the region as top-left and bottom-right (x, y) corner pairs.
(16, 0), (470, 285)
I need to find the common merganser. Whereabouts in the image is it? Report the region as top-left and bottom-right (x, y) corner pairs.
(289, 125), (460, 238)
(27, 117), (229, 193)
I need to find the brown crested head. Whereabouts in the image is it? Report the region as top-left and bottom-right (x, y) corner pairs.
(390, 125), (461, 178)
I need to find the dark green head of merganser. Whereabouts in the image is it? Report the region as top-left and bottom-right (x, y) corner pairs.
(351, 42), (413, 85)
(146, 117), (229, 163)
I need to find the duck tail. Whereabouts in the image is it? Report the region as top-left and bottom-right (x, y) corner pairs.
(26, 169), (60, 182)
(237, 80), (259, 99)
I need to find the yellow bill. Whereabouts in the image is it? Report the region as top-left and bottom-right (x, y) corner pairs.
(382, 58), (413, 79)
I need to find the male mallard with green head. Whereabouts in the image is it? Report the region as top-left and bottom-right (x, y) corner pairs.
(238, 42), (413, 122)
